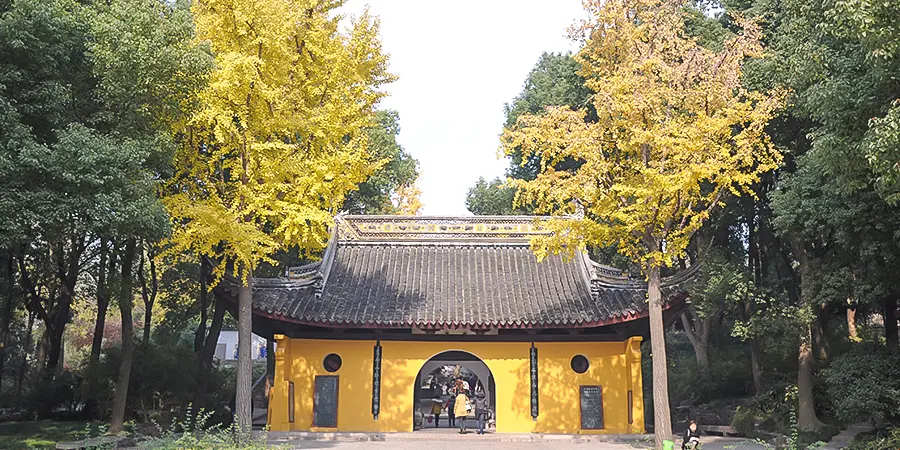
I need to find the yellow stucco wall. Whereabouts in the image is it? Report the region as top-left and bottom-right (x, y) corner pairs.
(269, 336), (644, 434)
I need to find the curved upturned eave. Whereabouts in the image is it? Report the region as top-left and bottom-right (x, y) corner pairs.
(213, 280), (690, 330)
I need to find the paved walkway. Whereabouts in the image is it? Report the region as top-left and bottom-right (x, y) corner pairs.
(266, 424), (875, 449)
(267, 432), (771, 450)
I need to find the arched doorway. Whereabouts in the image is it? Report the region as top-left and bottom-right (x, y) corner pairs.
(412, 350), (495, 432)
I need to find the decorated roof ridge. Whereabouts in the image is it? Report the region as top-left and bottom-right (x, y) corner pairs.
(334, 214), (558, 243)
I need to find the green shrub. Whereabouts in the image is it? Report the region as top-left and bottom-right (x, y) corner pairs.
(28, 370), (82, 419)
(89, 338), (235, 426)
(824, 344), (900, 426)
(846, 427), (900, 450)
(732, 406), (756, 436)
(138, 409), (285, 450)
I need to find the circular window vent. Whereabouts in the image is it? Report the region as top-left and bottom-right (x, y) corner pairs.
(323, 353), (342, 372)
(571, 355), (589, 374)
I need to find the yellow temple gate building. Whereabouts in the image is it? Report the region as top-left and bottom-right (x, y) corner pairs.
(215, 215), (692, 435)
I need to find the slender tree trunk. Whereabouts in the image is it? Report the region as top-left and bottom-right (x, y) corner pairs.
(138, 243), (158, 347)
(42, 236), (84, 376)
(193, 294), (225, 412)
(18, 310), (34, 396)
(647, 264), (672, 449)
(36, 329), (48, 373)
(235, 268), (253, 434)
(89, 245), (111, 364)
(749, 339), (763, 395)
(885, 297), (898, 347)
(679, 309), (711, 380)
(746, 207), (764, 395)
(794, 242), (824, 431)
(0, 254), (12, 382)
(45, 319), (66, 375)
(742, 293), (763, 395)
(0, 252), (15, 402)
(797, 325), (825, 432)
(194, 259), (209, 354)
(812, 307), (830, 361)
(83, 243), (112, 416)
(847, 302), (858, 342)
(109, 240), (136, 434)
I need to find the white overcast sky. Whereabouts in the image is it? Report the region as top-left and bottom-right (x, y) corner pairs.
(339, 1), (587, 215)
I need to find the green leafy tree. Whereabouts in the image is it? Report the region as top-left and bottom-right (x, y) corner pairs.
(164, 0), (392, 430)
(465, 177), (523, 215)
(342, 110), (419, 214)
(501, 1), (783, 446)
(86, 0), (211, 432)
(465, 52), (592, 216)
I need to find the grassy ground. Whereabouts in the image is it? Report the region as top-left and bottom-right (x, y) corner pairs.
(0, 420), (96, 450)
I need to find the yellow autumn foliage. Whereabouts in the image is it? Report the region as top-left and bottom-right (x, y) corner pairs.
(502, 0), (785, 269)
(395, 177), (423, 215)
(164, 0), (394, 280)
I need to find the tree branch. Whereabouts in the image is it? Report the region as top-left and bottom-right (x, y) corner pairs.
(15, 249), (51, 326)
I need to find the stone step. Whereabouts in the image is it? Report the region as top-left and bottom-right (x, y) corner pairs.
(265, 431), (652, 444)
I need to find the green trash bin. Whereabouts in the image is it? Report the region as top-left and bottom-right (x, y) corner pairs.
(662, 439), (675, 450)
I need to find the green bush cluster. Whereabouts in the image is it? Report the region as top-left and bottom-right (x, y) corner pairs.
(138, 409), (285, 450)
(26, 371), (82, 419)
(824, 345), (900, 426)
(847, 427), (900, 450)
(91, 341), (233, 423)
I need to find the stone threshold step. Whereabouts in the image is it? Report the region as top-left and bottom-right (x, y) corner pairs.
(265, 431), (652, 443)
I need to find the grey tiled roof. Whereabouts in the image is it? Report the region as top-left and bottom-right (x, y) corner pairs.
(215, 215), (691, 329)
(217, 248), (690, 330)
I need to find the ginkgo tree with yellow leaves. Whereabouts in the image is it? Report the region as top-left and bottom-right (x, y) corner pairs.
(164, 0), (393, 432)
(501, 0), (784, 447)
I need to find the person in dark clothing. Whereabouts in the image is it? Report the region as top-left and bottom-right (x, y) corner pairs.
(474, 394), (490, 435)
(683, 420), (700, 450)
(446, 389), (456, 428)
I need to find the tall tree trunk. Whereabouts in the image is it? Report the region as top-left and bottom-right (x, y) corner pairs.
(0, 252), (16, 403)
(40, 236), (84, 376)
(885, 297), (898, 346)
(647, 264), (672, 449)
(812, 308), (830, 361)
(679, 308), (711, 380)
(36, 329), (48, 373)
(194, 259), (209, 354)
(746, 204), (764, 394)
(137, 244), (157, 347)
(89, 244), (111, 364)
(45, 318), (66, 374)
(797, 325), (825, 432)
(82, 242), (112, 417)
(742, 293), (764, 395)
(109, 240), (136, 434)
(794, 242), (824, 431)
(18, 310), (34, 397)
(193, 293), (225, 412)
(235, 268), (253, 434)
(846, 301), (858, 342)
(749, 339), (763, 395)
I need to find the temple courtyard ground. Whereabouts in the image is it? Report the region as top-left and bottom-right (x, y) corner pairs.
(267, 426), (868, 449)
(269, 436), (769, 449)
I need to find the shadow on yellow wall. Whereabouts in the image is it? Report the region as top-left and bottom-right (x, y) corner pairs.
(268, 337), (644, 435)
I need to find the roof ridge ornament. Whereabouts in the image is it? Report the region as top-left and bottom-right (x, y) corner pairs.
(335, 214), (556, 243)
